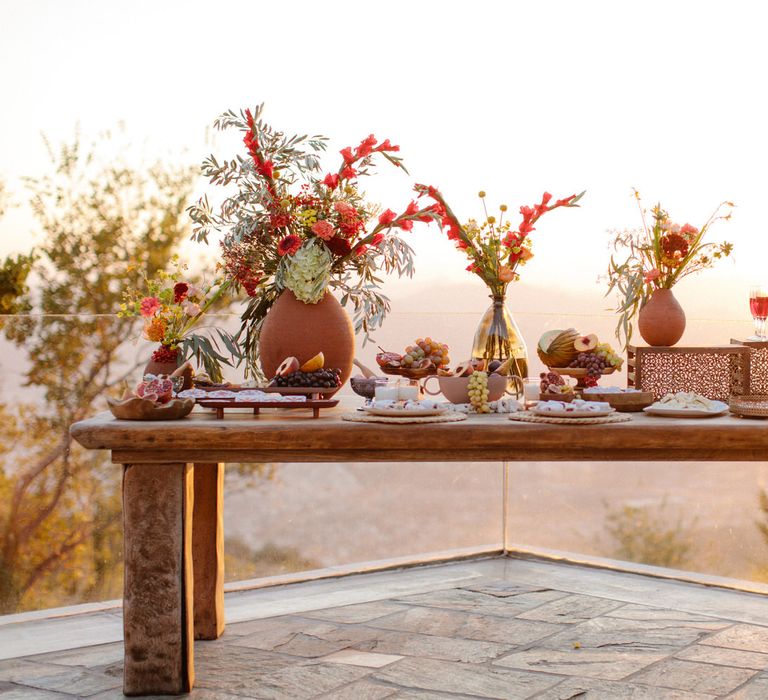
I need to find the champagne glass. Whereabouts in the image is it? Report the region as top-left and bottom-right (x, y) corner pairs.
(749, 285), (768, 339)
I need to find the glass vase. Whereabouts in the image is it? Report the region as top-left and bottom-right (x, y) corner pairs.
(471, 291), (529, 386)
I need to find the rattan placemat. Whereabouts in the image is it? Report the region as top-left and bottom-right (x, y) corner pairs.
(342, 411), (468, 425)
(508, 412), (632, 425)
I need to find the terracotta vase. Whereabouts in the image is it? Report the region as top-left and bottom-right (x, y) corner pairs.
(259, 290), (355, 391)
(637, 288), (686, 346)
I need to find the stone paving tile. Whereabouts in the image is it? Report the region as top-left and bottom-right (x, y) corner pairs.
(494, 647), (667, 680)
(19, 667), (122, 695)
(300, 601), (410, 624)
(366, 605), (563, 646)
(397, 586), (565, 617)
(700, 624), (768, 653)
(629, 658), (757, 696)
(516, 593), (625, 624)
(533, 677), (717, 699)
(319, 649), (403, 668)
(538, 615), (728, 654)
(725, 675), (768, 699)
(0, 688), (74, 699)
(314, 679), (398, 699)
(28, 643), (123, 668)
(192, 645), (298, 690)
(0, 661), (77, 684)
(233, 662), (372, 700)
(675, 644), (768, 670)
(227, 619), (377, 658)
(372, 656), (560, 699)
(458, 578), (558, 598)
(353, 629), (512, 664)
(606, 604), (730, 624)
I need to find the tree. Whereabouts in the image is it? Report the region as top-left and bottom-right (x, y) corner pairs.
(600, 497), (696, 569)
(0, 132), (198, 612)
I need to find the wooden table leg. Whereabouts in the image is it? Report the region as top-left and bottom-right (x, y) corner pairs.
(122, 463), (194, 695)
(192, 462), (225, 640)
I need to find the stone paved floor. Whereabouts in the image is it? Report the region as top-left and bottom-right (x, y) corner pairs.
(3, 556), (768, 698)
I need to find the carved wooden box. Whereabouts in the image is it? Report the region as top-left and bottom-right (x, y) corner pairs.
(627, 345), (751, 400)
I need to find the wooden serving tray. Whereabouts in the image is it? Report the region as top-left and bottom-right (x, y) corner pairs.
(197, 398), (339, 419)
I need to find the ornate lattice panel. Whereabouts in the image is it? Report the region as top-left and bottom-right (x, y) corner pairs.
(627, 345), (751, 400)
(731, 339), (768, 394)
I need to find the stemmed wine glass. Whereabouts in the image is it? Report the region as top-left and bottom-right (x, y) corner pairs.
(749, 285), (768, 340)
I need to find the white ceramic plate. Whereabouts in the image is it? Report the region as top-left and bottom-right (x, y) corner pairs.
(363, 406), (448, 418)
(643, 402), (728, 418)
(531, 407), (614, 418)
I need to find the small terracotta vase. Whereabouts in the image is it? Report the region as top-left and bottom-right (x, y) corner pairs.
(259, 290), (355, 391)
(638, 288), (686, 346)
(144, 357), (179, 378)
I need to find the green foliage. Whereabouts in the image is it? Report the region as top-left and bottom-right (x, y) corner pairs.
(0, 252), (36, 315)
(0, 131), (198, 612)
(224, 537), (319, 583)
(601, 497), (696, 569)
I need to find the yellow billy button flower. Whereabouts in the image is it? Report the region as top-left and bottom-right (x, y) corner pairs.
(499, 204), (508, 212)
(478, 191), (486, 198)
(487, 216), (496, 224)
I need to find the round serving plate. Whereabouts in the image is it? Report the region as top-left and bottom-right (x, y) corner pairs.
(582, 390), (655, 412)
(531, 406), (614, 419)
(363, 406), (448, 418)
(643, 402), (728, 418)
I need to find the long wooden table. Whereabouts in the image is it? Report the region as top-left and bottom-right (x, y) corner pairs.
(70, 408), (768, 695)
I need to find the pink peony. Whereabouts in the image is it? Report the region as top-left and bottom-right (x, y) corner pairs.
(333, 201), (357, 217)
(139, 296), (161, 317)
(311, 220), (335, 240)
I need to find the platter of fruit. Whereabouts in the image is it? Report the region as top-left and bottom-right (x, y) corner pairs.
(376, 338), (451, 379)
(538, 330), (623, 388)
(107, 375), (195, 421)
(531, 399), (614, 418)
(266, 352), (343, 398)
(364, 398), (447, 418)
(538, 371), (575, 402)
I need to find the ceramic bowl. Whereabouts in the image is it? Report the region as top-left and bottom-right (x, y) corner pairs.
(422, 373), (510, 404)
(107, 396), (195, 421)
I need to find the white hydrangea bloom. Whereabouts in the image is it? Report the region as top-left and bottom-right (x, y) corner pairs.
(280, 240), (332, 304)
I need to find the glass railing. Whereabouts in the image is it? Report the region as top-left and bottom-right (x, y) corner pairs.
(1, 311), (765, 615)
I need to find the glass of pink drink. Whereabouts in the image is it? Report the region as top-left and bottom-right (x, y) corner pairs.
(749, 285), (768, 339)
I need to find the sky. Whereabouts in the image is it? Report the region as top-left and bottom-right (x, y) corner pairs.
(1, 0), (767, 323)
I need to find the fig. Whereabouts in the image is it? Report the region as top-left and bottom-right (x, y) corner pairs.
(453, 361), (474, 378)
(488, 360), (502, 373)
(276, 356), (300, 377)
(471, 358), (486, 371)
(376, 351), (403, 367)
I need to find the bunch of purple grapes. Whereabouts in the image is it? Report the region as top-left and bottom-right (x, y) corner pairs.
(568, 352), (608, 378)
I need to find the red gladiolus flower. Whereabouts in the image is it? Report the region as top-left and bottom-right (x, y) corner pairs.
(554, 194), (577, 207)
(446, 223), (461, 240)
(355, 244), (369, 256)
(466, 263), (477, 272)
(173, 282), (189, 303)
(375, 139), (400, 152)
(398, 219), (413, 231)
(341, 166), (357, 180)
(405, 200), (420, 216)
(355, 134), (377, 159)
(323, 173), (340, 190)
(371, 232), (384, 246)
(378, 209), (397, 225)
(277, 234), (301, 257)
(340, 147), (355, 164)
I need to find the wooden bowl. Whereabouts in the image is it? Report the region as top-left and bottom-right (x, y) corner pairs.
(539, 391), (575, 403)
(582, 390), (654, 412)
(107, 396), (195, 421)
(381, 365), (437, 379)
